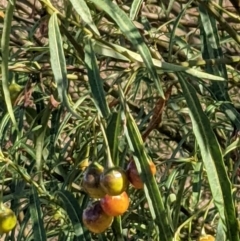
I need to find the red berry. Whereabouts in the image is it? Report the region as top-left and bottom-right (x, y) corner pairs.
(126, 160), (156, 189)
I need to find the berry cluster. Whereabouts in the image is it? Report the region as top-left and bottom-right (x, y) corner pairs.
(82, 159), (156, 234)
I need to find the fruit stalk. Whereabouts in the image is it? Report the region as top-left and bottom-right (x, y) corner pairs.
(98, 116), (114, 168)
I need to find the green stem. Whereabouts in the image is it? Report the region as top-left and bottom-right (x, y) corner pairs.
(98, 116), (114, 168)
(0, 166), (5, 210)
(1, 0), (18, 130)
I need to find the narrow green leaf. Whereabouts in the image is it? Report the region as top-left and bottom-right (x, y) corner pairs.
(125, 111), (173, 241)
(1, 0), (17, 129)
(172, 164), (191, 230)
(29, 187), (47, 241)
(199, 5), (240, 130)
(84, 38), (110, 118)
(177, 72), (239, 241)
(57, 231), (72, 241)
(112, 217), (124, 241)
(191, 161), (203, 208)
(216, 220), (227, 241)
(54, 96), (89, 146)
(165, 0), (177, 17)
(106, 112), (121, 166)
(0, 112), (11, 150)
(60, 24), (85, 62)
(199, 5), (228, 98)
(48, 12), (81, 119)
(35, 107), (51, 174)
(94, 39), (226, 81)
(69, 0), (100, 36)
(47, 16), (65, 98)
(56, 190), (91, 241)
(223, 138), (240, 157)
(168, 1), (192, 62)
(17, 207), (31, 241)
(19, 143), (36, 160)
(90, 0), (164, 98)
(129, 0), (143, 20)
(93, 41), (129, 61)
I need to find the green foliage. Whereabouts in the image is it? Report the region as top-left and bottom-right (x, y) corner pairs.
(0, 0), (240, 240)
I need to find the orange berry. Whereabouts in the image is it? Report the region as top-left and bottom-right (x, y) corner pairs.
(100, 192), (129, 216)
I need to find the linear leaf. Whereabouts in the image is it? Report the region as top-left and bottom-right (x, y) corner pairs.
(223, 137), (240, 157)
(125, 111), (173, 241)
(93, 39), (226, 81)
(56, 190), (91, 241)
(177, 72), (239, 241)
(1, 0), (17, 129)
(84, 38), (110, 118)
(199, 4), (229, 100)
(199, 5), (240, 130)
(168, 1), (192, 62)
(106, 112), (121, 166)
(93, 41), (129, 61)
(69, 0), (100, 36)
(17, 207), (31, 241)
(48, 12), (81, 119)
(29, 187), (47, 241)
(130, 0), (143, 20)
(90, 0), (164, 98)
(35, 107), (51, 174)
(112, 217), (124, 241)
